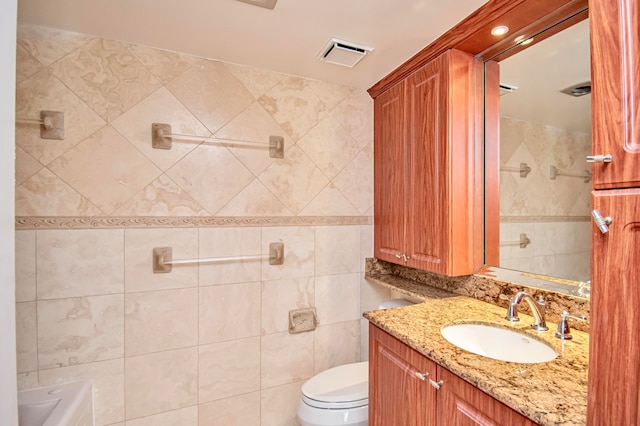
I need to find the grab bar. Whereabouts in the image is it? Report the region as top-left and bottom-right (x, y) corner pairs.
(153, 242), (284, 273)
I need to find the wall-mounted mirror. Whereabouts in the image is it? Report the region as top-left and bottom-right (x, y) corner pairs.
(482, 13), (592, 298)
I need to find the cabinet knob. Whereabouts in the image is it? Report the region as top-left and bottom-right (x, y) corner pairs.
(414, 371), (429, 381)
(586, 154), (613, 163)
(429, 379), (444, 390)
(592, 209), (613, 234)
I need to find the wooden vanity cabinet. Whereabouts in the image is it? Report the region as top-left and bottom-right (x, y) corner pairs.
(373, 49), (479, 276)
(369, 325), (535, 426)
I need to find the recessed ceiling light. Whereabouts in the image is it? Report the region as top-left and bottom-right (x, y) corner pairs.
(491, 25), (509, 36)
(235, 0), (277, 10)
(514, 35), (534, 45)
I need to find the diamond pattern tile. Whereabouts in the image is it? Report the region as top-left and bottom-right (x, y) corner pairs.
(49, 126), (161, 214)
(17, 24), (93, 67)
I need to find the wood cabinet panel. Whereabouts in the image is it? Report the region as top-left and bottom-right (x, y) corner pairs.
(373, 49), (479, 276)
(369, 325), (437, 426)
(437, 367), (536, 426)
(373, 82), (406, 264)
(587, 189), (640, 425)
(591, 0), (640, 188)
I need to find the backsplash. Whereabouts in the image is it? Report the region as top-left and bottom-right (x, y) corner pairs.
(366, 258), (590, 333)
(14, 23), (389, 426)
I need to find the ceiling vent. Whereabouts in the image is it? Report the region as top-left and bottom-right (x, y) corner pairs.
(317, 38), (373, 68)
(499, 83), (518, 96)
(561, 81), (591, 97)
(235, 0), (277, 10)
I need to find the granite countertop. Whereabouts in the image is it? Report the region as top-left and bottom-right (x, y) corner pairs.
(364, 276), (588, 426)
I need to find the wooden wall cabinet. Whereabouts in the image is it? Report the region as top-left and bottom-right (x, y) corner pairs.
(369, 325), (534, 426)
(588, 0), (640, 425)
(373, 49), (480, 276)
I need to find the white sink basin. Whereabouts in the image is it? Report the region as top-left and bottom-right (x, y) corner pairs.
(441, 323), (558, 364)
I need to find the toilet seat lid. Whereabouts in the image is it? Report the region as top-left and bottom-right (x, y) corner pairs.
(302, 361), (368, 405)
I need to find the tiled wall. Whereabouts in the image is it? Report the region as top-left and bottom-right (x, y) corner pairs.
(499, 117), (591, 281)
(14, 24), (390, 426)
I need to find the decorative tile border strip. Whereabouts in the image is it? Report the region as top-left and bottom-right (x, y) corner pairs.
(500, 215), (590, 223)
(16, 216), (373, 230)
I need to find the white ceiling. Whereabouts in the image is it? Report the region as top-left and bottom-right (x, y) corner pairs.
(17, 0), (488, 90)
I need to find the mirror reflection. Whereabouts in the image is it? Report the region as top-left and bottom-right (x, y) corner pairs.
(495, 19), (591, 286)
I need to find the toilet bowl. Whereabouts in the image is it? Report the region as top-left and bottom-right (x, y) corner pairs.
(297, 299), (415, 426)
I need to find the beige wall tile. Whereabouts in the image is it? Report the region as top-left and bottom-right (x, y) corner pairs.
(37, 229), (124, 299)
(125, 348), (198, 419)
(360, 277), (391, 313)
(217, 180), (293, 217)
(166, 60), (254, 134)
(51, 38), (161, 121)
(199, 227), (262, 286)
(17, 371), (38, 391)
(360, 224), (374, 268)
(16, 302), (37, 373)
(258, 76), (329, 141)
(315, 274), (361, 325)
(15, 146), (42, 187)
(198, 338), (260, 403)
(198, 392), (260, 426)
(261, 277), (314, 335)
(258, 145), (329, 215)
(306, 80), (355, 111)
(15, 231), (36, 302)
(39, 358), (125, 426)
(360, 318), (370, 362)
(333, 146), (374, 214)
(110, 87), (210, 172)
(17, 24), (93, 66)
(166, 144), (254, 215)
(126, 44), (199, 84)
(314, 321), (360, 374)
(298, 184), (360, 216)
(124, 228), (198, 293)
(37, 295), (124, 369)
(114, 176), (209, 217)
(15, 69), (106, 165)
(16, 168), (103, 217)
(216, 102), (294, 176)
(125, 288), (198, 356)
(199, 282), (261, 344)
(298, 114), (361, 179)
(331, 91), (373, 148)
(261, 332), (314, 389)
(260, 381), (304, 426)
(125, 406), (197, 426)
(314, 225), (362, 276)
(16, 44), (43, 83)
(225, 63), (285, 99)
(48, 126), (161, 214)
(261, 226), (314, 282)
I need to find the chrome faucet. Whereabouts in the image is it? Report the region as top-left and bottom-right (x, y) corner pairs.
(504, 291), (549, 331)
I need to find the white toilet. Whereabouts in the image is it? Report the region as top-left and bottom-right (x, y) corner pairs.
(297, 299), (415, 426)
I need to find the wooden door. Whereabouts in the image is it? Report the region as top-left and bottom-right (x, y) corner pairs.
(405, 49), (476, 275)
(587, 189), (640, 425)
(436, 367), (536, 426)
(374, 81), (407, 264)
(590, 0), (640, 189)
(369, 325), (437, 426)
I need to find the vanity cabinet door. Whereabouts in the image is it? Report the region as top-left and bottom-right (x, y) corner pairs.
(369, 324), (437, 426)
(374, 81), (406, 264)
(590, 0), (640, 189)
(373, 48), (478, 276)
(588, 189), (640, 425)
(436, 367), (536, 426)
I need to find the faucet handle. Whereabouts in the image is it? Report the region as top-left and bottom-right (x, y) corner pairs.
(555, 311), (587, 340)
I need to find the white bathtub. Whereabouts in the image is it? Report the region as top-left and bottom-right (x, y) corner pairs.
(18, 381), (94, 426)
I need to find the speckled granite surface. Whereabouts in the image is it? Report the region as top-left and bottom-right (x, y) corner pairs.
(364, 286), (588, 425)
(367, 258), (590, 333)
